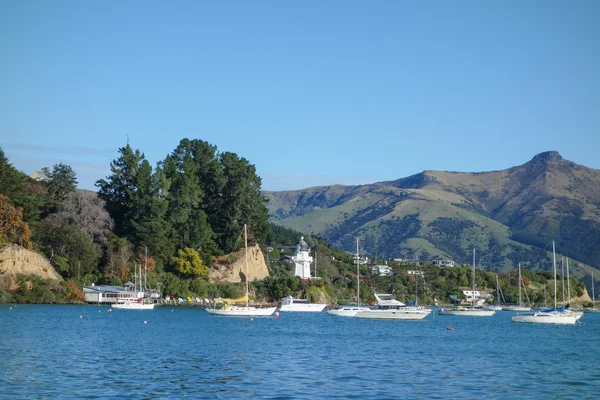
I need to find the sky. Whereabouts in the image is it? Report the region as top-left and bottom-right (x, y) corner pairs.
(1, 1), (599, 191)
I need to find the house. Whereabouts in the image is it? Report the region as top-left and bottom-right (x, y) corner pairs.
(407, 270), (424, 277)
(431, 259), (455, 268)
(393, 258), (421, 266)
(30, 170), (49, 182)
(370, 265), (393, 276)
(462, 290), (492, 306)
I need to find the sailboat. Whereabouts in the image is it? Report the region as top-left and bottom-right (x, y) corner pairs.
(585, 271), (600, 313)
(327, 237), (370, 317)
(206, 225), (277, 317)
(563, 258), (584, 318)
(113, 262), (155, 310)
(502, 263), (531, 311)
(484, 274), (503, 311)
(438, 249), (495, 316)
(512, 241), (578, 324)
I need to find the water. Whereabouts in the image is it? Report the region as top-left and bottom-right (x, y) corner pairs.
(1, 305), (599, 399)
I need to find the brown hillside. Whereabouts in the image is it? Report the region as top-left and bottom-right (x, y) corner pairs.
(209, 244), (270, 283)
(0, 244), (62, 281)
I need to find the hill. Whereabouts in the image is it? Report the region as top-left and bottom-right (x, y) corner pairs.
(264, 152), (600, 283)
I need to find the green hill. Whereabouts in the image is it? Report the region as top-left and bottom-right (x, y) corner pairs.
(264, 152), (600, 286)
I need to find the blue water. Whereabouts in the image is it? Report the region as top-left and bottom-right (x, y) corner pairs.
(1, 306), (599, 399)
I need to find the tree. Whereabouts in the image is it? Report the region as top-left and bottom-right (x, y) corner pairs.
(45, 163), (78, 203)
(44, 191), (113, 243)
(129, 159), (176, 267)
(38, 225), (101, 280)
(214, 152), (269, 253)
(0, 148), (45, 225)
(0, 194), (32, 248)
(96, 144), (144, 236)
(171, 247), (209, 279)
(161, 141), (218, 254)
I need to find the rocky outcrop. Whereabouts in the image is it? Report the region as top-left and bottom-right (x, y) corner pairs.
(0, 244), (62, 281)
(209, 245), (270, 283)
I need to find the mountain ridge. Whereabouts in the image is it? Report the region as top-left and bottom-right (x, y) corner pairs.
(264, 152), (600, 283)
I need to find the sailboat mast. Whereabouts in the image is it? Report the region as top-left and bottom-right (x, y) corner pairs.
(566, 258), (571, 305)
(593, 271), (596, 309)
(415, 257), (418, 306)
(472, 248), (476, 308)
(356, 237), (360, 307)
(245, 224), (248, 308)
(518, 262), (522, 305)
(314, 251), (317, 278)
(144, 246), (148, 291)
(553, 241), (557, 309)
(561, 257), (565, 306)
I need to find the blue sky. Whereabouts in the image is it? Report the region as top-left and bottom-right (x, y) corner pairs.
(1, 1), (599, 191)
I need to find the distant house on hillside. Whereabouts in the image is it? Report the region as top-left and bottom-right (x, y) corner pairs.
(30, 170), (49, 182)
(393, 258), (421, 266)
(407, 269), (424, 277)
(431, 259), (455, 268)
(370, 265), (393, 276)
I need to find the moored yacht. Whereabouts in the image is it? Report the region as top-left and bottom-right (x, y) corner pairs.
(280, 296), (327, 312)
(355, 293), (431, 320)
(438, 249), (495, 317)
(512, 241), (577, 325)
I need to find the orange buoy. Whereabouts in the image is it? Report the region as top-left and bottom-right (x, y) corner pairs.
(446, 327), (454, 331)
(275, 311), (280, 318)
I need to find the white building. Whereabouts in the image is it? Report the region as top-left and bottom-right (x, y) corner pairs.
(292, 237), (313, 279)
(432, 259), (456, 268)
(407, 270), (424, 276)
(370, 265), (393, 276)
(462, 290), (491, 306)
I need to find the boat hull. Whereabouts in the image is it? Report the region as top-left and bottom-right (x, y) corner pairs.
(112, 302), (155, 310)
(279, 304), (327, 312)
(205, 306), (277, 317)
(438, 309), (495, 316)
(327, 307), (370, 317)
(502, 306), (531, 312)
(355, 309), (429, 320)
(512, 312), (578, 324)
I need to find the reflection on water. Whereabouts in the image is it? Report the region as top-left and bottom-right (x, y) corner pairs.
(0, 305), (598, 398)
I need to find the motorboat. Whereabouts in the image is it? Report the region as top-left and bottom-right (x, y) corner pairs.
(280, 296), (327, 312)
(355, 293), (431, 320)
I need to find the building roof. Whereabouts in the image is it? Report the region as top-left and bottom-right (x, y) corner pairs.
(83, 285), (128, 293)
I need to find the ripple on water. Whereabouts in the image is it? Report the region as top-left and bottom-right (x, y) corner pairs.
(1, 306), (599, 398)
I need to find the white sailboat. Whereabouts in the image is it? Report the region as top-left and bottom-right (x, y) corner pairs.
(564, 258), (583, 318)
(512, 241), (578, 324)
(502, 263), (531, 311)
(585, 271), (600, 313)
(438, 249), (495, 317)
(206, 225), (277, 317)
(327, 237), (370, 317)
(113, 263), (154, 310)
(484, 274), (503, 311)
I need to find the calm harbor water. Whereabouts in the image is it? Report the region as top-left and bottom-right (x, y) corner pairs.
(1, 305), (599, 399)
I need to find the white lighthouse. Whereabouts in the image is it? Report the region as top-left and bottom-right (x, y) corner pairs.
(292, 236), (313, 279)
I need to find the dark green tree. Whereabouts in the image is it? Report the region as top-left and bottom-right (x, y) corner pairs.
(215, 152), (269, 253)
(96, 144), (144, 236)
(129, 159), (175, 268)
(44, 163), (78, 203)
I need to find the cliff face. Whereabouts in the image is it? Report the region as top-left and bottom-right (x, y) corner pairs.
(209, 245), (270, 283)
(0, 244), (62, 281)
